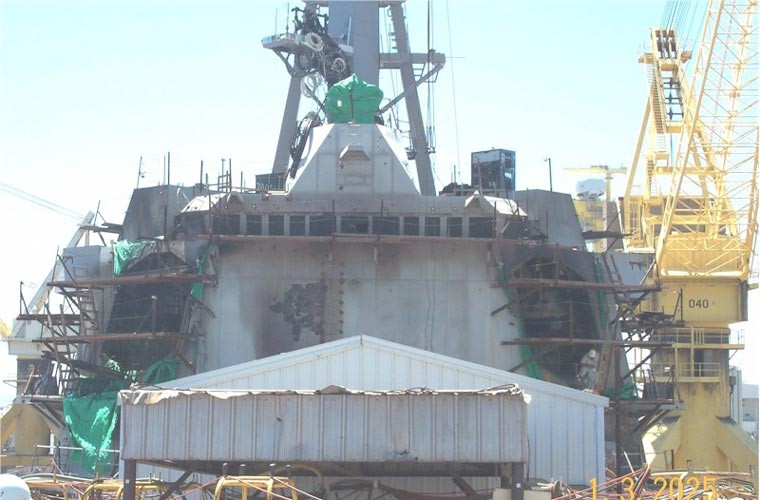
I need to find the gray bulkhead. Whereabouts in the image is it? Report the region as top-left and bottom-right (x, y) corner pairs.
(182, 123), (528, 374)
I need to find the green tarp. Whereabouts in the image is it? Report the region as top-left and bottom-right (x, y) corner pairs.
(190, 253), (207, 300)
(324, 74), (383, 124)
(113, 240), (148, 276)
(62, 357), (181, 474)
(64, 388), (120, 475)
(142, 357), (180, 385)
(604, 380), (638, 400)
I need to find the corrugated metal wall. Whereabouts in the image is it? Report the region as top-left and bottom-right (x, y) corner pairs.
(121, 389), (527, 465)
(162, 337), (606, 483)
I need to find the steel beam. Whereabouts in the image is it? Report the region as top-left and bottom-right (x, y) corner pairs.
(389, 2), (435, 195)
(272, 76), (303, 174)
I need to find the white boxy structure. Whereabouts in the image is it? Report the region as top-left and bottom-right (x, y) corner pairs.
(134, 336), (607, 484)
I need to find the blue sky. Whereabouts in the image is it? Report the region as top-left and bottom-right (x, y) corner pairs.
(1, 0), (756, 405)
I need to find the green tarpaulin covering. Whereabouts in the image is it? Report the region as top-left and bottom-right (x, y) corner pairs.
(142, 357), (180, 385)
(64, 388), (120, 475)
(190, 253), (207, 300)
(62, 357), (181, 474)
(604, 380), (638, 400)
(324, 74), (383, 124)
(113, 240), (148, 276)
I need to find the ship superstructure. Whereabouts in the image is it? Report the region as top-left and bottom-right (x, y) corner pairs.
(5, 0), (753, 489)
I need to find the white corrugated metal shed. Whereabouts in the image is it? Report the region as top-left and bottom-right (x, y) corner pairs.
(162, 335), (607, 483)
(120, 388), (528, 472)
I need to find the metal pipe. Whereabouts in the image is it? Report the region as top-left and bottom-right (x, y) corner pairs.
(151, 295), (158, 333)
(544, 157), (553, 191)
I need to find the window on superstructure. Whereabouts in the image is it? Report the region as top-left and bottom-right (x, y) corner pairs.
(373, 216), (400, 235)
(246, 215), (262, 235)
(424, 217), (441, 237)
(447, 217), (463, 237)
(212, 214), (240, 235)
(289, 215), (306, 236)
(310, 214), (336, 236)
(268, 215), (285, 236)
(469, 217), (494, 238)
(403, 216), (419, 236)
(341, 216), (369, 234)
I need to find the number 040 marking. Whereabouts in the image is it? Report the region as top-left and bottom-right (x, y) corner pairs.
(687, 298), (709, 309)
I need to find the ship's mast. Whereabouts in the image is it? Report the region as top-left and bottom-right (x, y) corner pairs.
(263, 0), (445, 196)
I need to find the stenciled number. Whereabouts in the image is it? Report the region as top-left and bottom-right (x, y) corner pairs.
(687, 298), (709, 309)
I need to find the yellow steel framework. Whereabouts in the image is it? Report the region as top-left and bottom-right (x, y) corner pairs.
(623, 0), (758, 474)
(625, 1), (758, 279)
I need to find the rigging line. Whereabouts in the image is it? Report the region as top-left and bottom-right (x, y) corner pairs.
(0, 181), (86, 220)
(671, 0), (683, 30)
(672, 0), (685, 33)
(681, 0), (701, 51)
(675, 0), (691, 36)
(665, 0), (678, 30)
(425, 0), (436, 151)
(661, 0), (675, 28)
(382, 10), (401, 129)
(445, 0), (462, 181)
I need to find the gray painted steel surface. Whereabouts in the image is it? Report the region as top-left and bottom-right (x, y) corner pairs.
(120, 388), (527, 465)
(200, 238), (522, 373)
(512, 190), (586, 248)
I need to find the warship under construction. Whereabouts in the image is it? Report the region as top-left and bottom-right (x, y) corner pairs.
(2, 1), (757, 499)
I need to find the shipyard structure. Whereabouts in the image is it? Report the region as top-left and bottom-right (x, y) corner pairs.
(2, 0), (757, 496)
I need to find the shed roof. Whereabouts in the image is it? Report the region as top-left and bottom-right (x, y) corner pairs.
(166, 335), (606, 407)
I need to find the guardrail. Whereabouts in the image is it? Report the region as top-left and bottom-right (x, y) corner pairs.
(652, 327), (743, 346)
(650, 362), (722, 380)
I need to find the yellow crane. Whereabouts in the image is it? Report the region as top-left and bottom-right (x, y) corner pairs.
(622, 0), (758, 473)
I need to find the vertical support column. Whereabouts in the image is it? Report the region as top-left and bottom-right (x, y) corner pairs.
(499, 463), (510, 488)
(614, 345), (623, 489)
(123, 459), (137, 500)
(511, 462), (525, 500)
(388, 3), (435, 196)
(327, 1), (379, 85)
(272, 76), (303, 174)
